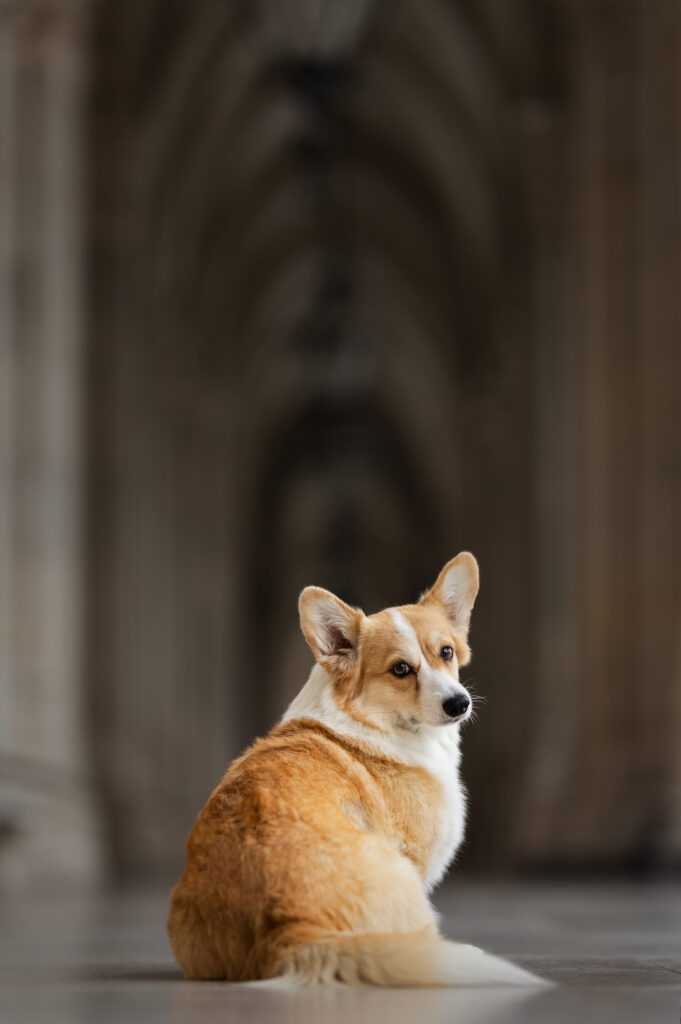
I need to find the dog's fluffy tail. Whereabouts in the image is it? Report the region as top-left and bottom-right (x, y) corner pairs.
(270, 928), (548, 988)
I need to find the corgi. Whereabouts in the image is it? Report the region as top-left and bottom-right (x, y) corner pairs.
(168, 553), (546, 987)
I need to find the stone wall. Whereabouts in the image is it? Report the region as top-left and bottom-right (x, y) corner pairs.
(1, 0), (680, 886)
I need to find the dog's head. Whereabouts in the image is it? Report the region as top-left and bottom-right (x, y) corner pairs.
(299, 553), (479, 730)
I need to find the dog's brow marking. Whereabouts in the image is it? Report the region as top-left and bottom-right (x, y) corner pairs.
(389, 610), (422, 656)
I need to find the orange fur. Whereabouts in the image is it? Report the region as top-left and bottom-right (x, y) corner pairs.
(169, 721), (439, 981)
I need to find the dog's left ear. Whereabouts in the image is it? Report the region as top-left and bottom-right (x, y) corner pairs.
(420, 553), (479, 660)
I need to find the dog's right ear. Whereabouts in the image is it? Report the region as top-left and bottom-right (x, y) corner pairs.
(299, 587), (364, 680)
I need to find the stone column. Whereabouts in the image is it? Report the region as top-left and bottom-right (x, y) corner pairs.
(521, 0), (681, 867)
(0, 0), (101, 889)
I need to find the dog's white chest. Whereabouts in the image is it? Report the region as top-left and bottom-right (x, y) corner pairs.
(283, 668), (467, 891)
(419, 728), (466, 891)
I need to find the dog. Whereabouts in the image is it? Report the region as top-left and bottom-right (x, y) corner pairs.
(168, 552), (546, 986)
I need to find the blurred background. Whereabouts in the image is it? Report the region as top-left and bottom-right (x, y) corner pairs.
(1, 0), (680, 892)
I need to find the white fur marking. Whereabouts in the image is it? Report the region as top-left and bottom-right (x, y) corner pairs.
(389, 609), (422, 659)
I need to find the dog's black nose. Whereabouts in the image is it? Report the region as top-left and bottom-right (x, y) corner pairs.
(442, 694), (470, 719)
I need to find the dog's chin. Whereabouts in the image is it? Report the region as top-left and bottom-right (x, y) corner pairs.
(396, 710), (470, 731)
(440, 711), (470, 727)
(418, 713), (462, 729)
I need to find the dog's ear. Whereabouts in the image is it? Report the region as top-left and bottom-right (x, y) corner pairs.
(420, 553), (479, 662)
(299, 587), (364, 679)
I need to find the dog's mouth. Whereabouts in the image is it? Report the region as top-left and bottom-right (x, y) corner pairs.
(442, 712), (469, 726)
(398, 706), (471, 730)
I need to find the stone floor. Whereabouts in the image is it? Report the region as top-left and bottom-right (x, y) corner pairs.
(1, 880), (680, 1023)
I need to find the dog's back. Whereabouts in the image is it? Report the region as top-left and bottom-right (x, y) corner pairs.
(168, 719), (441, 981)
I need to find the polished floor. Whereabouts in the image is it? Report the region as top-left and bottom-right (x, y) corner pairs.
(2, 880), (680, 1023)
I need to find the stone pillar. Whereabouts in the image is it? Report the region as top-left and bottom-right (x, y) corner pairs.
(0, 0), (101, 888)
(521, 0), (681, 867)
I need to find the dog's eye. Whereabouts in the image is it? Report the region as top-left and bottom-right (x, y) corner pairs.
(391, 661), (411, 677)
(440, 646), (454, 661)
